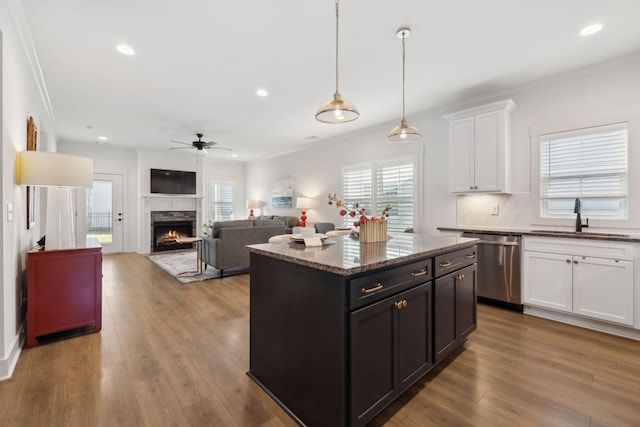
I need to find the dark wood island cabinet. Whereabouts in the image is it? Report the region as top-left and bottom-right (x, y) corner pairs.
(247, 233), (477, 427)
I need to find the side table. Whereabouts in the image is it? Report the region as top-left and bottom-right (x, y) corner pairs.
(175, 237), (203, 276)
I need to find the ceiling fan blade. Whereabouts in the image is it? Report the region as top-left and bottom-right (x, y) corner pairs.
(170, 146), (192, 150)
(170, 140), (192, 146)
(208, 146), (232, 151)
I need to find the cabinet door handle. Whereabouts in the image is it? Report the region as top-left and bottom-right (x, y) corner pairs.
(566, 259), (571, 263)
(464, 254), (476, 259)
(361, 283), (383, 294)
(411, 269), (428, 277)
(439, 261), (452, 268)
(573, 260), (579, 265)
(455, 274), (465, 281)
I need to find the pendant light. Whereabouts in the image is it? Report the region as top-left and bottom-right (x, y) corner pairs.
(387, 28), (421, 143)
(315, 0), (359, 124)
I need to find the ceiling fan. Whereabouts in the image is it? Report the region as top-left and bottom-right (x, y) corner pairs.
(170, 133), (231, 153)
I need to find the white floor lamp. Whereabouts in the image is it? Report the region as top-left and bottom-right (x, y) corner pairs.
(17, 151), (94, 250)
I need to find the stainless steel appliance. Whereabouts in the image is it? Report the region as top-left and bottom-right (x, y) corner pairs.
(461, 232), (522, 311)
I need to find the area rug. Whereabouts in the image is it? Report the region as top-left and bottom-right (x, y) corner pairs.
(147, 250), (221, 284)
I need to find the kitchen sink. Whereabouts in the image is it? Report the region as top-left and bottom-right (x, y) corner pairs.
(531, 230), (629, 238)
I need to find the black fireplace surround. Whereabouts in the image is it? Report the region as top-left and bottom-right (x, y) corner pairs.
(150, 210), (197, 253)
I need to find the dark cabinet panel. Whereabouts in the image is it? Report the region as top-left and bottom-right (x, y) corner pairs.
(434, 264), (477, 363)
(351, 282), (433, 427)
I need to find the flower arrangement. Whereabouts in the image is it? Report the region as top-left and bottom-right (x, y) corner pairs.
(327, 193), (390, 227)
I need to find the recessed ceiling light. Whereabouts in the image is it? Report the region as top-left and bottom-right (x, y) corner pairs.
(231, 153), (238, 158)
(116, 44), (135, 55)
(256, 89), (269, 97)
(580, 23), (603, 36)
(98, 136), (108, 141)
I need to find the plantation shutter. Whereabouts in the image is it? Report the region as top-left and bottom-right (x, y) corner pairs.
(209, 180), (234, 221)
(341, 158), (415, 231)
(540, 123), (627, 217)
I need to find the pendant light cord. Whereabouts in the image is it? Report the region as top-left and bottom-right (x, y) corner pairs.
(335, 0), (340, 94)
(401, 32), (406, 121)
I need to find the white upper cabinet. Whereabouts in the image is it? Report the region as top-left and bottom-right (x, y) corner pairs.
(444, 99), (516, 194)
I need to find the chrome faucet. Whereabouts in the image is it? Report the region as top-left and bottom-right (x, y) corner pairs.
(574, 198), (589, 232)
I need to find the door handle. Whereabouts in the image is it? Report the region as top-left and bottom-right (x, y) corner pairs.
(439, 261), (452, 268)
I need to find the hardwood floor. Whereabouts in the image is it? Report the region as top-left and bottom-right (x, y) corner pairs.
(2, 252), (639, 426)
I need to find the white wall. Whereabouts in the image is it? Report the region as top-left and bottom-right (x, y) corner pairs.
(0, 0), (58, 379)
(246, 53), (640, 235)
(57, 143), (245, 253)
(456, 53), (640, 232)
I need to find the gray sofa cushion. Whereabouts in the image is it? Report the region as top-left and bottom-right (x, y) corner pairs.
(273, 215), (300, 231)
(212, 219), (253, 237)
(253, 219), (285, 227)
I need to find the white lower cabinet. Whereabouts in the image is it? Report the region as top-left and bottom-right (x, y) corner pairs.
(523, 237), (634, 326)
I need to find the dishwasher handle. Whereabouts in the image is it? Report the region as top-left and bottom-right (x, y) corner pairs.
(475, 240), (519, 246)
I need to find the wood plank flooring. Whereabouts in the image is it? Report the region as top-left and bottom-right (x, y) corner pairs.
(1, 252), (640, 426)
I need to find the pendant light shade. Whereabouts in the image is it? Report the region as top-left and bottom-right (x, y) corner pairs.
(316, 0), (359, 124)
(387, 28), (421, 143)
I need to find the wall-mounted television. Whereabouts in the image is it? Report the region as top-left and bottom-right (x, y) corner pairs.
(150, 168), (197, 195)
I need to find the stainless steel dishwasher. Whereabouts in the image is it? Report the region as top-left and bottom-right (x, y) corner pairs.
(461, 232), (522, 311)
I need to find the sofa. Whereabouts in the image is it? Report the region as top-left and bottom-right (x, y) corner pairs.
(256, 215), (300, 233)
(201, 219), (285, 276)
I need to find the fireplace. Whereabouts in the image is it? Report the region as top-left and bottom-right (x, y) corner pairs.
(153, 221), (193, 252)
(150, 210), (197, 253)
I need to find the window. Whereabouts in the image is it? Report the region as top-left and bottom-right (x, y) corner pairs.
(342, 158), (415, 232)
(208, 180), (234, 221)
(540, 123), (628, 218)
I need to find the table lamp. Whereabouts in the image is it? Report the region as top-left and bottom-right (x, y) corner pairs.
(296, 197), (311, 227)
(246, 200), (262, 218)
(17, 151), (94, 250)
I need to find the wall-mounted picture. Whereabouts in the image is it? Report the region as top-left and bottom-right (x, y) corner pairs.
(26, 116), (37, 230)
(271, 178), (293, 208)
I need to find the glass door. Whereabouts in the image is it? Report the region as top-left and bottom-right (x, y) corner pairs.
(84, 173), (124, 253)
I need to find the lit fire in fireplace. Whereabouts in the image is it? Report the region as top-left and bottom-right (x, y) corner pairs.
(158, 229), (190, 246)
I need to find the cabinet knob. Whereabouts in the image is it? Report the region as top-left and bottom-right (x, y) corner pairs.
(566, 259), (571, 263)
(395, 301), (403, 310)
(573, 259), (579, 264)
(455, 274), (465, 281)
(402, 299), (407, 308)
(470, 186), (474, 190)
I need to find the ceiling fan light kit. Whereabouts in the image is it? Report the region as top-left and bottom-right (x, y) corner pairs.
(387, 28), (422, 143)
(315, 0), (360, 124)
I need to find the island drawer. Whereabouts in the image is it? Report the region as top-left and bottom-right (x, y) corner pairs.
(349, 258), (432, 309)
(434, 246), (477, 277)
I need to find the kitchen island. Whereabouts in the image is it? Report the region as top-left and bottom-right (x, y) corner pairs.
(247, 233), (478, 427)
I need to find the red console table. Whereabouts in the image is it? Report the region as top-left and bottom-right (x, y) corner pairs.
(27, 238), (102, 347)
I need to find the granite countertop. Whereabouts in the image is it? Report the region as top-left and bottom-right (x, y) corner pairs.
(437, 226), (640, 243)
(247, 233), (478, 276)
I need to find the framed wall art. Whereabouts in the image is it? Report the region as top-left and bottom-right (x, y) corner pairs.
(271, 178), (293, 208)
(26, 116), (37, 229)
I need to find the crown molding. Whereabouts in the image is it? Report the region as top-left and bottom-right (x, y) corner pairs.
(6, 0), (55, 120)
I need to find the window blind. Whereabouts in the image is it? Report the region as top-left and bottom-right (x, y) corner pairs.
(209, 181), (234, 221)
(540, 123), (628, 217)
(341, 159), (415, 232)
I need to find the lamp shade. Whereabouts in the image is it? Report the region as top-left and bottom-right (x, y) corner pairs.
(246, 200), (262, 209)
(296, 197), (311, 209)
(17, 151), (94, 188)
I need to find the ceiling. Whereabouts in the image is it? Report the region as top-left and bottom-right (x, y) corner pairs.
(21, 0), (640, 162)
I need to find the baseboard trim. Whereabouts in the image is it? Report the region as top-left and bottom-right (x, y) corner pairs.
(524, 305), (640, 341)
(0, 333), (23, 381)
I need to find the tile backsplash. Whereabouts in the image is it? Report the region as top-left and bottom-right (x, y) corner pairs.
(456, 193), (530, 227)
